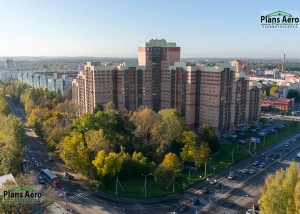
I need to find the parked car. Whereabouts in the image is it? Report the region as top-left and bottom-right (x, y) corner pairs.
(238, 132), (245, 136)
(38, 176), (45, 184)
(238, 140), (245, 144)
(48, 157), (54, 162)
(180, 204), (189, 212)
(192, 199), (199, 205)
(258, 132), (266, 137)
(64, 172), (75, 180)
(251, 129), (256, 132)
(246, 209), (253, 214)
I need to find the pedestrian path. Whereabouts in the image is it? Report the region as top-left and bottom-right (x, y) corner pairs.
(215, 206), (238, 214)
(182, 193), (209, 205)
(66, 190), (94, 202)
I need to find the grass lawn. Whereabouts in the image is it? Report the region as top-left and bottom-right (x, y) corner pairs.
(96, 121), (300, 198)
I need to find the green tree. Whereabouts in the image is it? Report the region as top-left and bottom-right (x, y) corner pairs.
(198, 124), (220, 153)
(153, 164), (174, 186)
(104, 101), (115, 110)
(180, 131), (197, 162)
(263, 90), (267, 98)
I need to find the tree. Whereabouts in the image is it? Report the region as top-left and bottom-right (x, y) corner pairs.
(153, 164), (174, 186)
(162, 152), (180, 171)
(180, 131), (197, 162)
(130, 107), (156, 144)
(150, 109), (182, 152)
(85, 129), (111, 155)
(104, 101), (115, 110)
(198, 125), (220, 153)
(263, 90), (267, 98)
(270, 86), (277, 97)
(259, 162), (300, 214)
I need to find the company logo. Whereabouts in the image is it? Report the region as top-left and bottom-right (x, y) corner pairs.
(260, 11), (299, 28)
(2, 185), (42, 203)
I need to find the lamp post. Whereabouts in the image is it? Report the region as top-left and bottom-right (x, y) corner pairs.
(141, 173), (152, 197)
(115, 172), (118, 195)
(188, 169), (190, 186)
(205, 158), (212, 178)
(263, 135), (266, 149)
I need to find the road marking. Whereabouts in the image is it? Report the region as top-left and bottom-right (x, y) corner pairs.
(66, 190), (94, 202)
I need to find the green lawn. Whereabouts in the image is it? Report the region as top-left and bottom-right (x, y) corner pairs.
(95, 121), (300, 198)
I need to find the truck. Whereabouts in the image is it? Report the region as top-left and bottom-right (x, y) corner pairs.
(41, 169), (60, 188)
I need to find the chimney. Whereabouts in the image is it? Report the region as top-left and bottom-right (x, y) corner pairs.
(282, 54), (285, 72)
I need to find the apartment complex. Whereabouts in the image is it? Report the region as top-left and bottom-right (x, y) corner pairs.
(72, 39), (262, 134)
(18, 71), (74, 95)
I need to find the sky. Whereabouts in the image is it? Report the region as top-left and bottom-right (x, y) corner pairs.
(0, 0), (299, 58)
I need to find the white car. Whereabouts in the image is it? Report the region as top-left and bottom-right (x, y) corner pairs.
(249, 169), (256, 174)
(259, 163), (265, 168)
(252, 161), (259, 166)
(241, 169), (248, 174)
(55, 190), (62, 197)
(285, 143), (289, 147)
(297, 152), (300, 158)
(210, 179), (217, 185)
(246, 209), (253, 214)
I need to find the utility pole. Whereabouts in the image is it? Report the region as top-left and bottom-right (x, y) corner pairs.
(141, 173), (152, 197)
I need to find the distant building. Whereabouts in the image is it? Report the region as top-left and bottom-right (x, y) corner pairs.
(17, 71), (75, 95)
(5, 59), (13, 71)
(72, 39), (262, 134)
(261, 98), (293, 111)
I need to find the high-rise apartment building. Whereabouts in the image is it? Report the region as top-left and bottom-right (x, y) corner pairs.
(5, 59), (13, 71)
(72, 39), (262, 134)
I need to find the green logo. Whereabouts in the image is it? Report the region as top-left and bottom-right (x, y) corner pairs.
(3, 185), (42, 203)
(260, 10), (299, 28)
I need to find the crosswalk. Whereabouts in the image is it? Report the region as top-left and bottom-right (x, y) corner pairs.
(182, 192), (209, 205)
(215, 206), (238, 214)
(66, 190), (94, 202)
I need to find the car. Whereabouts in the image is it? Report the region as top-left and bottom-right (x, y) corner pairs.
(259, 163), (265, 168)
(31, 157), (35, 162)
(252, 161), (259, 166)
(64, 172), (75, 180)
(23, 169), (28, 174)
(238, 132), (245, 136)
(238, 140), (245, 144)
(55, 190), (63, 197)
(241, 168), (248, 174)
(192, 198), (199, 205)
(38, 176), (45, 184)
(29, 153), (34, 157)
(251, 129), (256, 132)
(210, 179), (217, 185)
(285, 143), (289, 147)
(232, 134), (238, 138)
(293, 139), (297, 142)
(27, 150), (32, 154)
(201, 188), (209, 195)
(246, 209), (253, 214)
(268, 153), (273, 157)
(214, 183), (222, 188)
(277, 147), (283, 152)
(254, 204), (260, 211)
(297, 152), (300, 158)
(48, 157), (54, 162)
(249, 169), (256, 174)
(284, 148), (290, 152)
(34, 161), (38, 166)
(258, 132), (266, 137)
(270, 129), (275, 132)
(37, 163), (43, 170)
(228, 201), (235, 207)
(228, 171), (236, 179)
(226, 136), (233, 140)
(179, 204), (189, 212)
(272, 154), (279, 159)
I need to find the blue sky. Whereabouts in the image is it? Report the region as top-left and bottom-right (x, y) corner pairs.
(0, 0), (299, 58)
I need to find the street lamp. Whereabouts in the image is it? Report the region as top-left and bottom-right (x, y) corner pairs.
(232, 147), (236, 163)
(263, 135), (266, 149)
(166, 170), (180, 193)
(114, 171), (124, 195)
(205, 158), (212, 178)
(141, 173), (152, 197)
